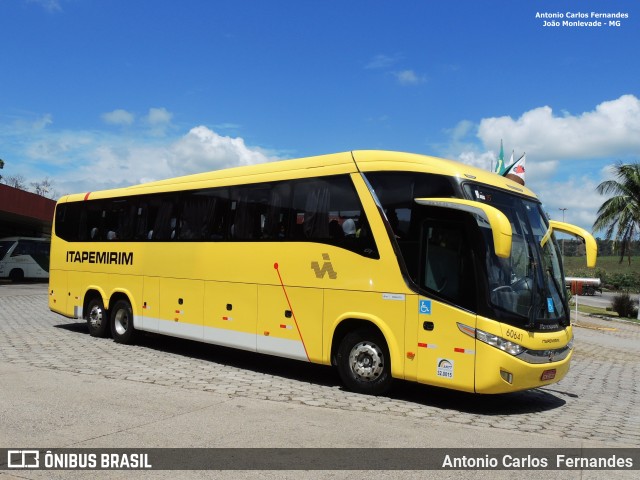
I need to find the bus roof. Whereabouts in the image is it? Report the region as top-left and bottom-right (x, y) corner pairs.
(0, 237), (49, 242)
(60, 150), (536, 203)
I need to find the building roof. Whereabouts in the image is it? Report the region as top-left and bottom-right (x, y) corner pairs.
(0, 184), (56, 237)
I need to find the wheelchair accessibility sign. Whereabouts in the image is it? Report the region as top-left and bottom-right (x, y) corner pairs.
(419, 299), (432, 315)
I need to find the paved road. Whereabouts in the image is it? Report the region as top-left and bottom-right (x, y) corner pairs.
(0, 283), (639, 479)
(575, 291), (618, 310)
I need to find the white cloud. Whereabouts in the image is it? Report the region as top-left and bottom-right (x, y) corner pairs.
(102, 109), (135, 126)
(167, 126), (272, 174)
(147, 107), (172, 126)
(447, 96), (640, 232)
(365, 54), (400, 70)
(25, 131), (94, 164)
(145, 107), (173, 137)
(3, 119), (279, 196)
(34, 113), (53, 130)
(393, 70), (426, 86)
(100, 107), (173, 135)
(477, 94), (640, 160)
(80, 126), (274, 193)
(456, 150), (496, 171)
(448, 120), (474, 142)
(534, 175), (604, 231)
(28, 0), (62, 13)
(365, 54), (426, 87)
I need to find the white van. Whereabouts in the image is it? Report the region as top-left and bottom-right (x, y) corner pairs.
(0, 237), (50, 281)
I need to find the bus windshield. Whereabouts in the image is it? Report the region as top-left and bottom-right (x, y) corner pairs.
(0, 241), (14, 261)
(465, 184), (568, 329)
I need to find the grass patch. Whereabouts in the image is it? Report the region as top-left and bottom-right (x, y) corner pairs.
(571, 302), (640, 323)
(564, 255), (640, 292)
(564, 255), (640, 276)
(573, 304), (617, 317)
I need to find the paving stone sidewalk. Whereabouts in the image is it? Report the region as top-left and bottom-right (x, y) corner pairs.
(1, 284), (638, 447)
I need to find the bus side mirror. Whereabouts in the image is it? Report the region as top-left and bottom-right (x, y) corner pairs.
(414, 198), (513, 259)
(544, 220), (597, 268)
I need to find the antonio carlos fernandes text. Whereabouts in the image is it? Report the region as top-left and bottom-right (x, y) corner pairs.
(442, 454), (634, 469)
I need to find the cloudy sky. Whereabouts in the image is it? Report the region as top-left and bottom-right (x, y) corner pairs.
(1, 0), (638, 233)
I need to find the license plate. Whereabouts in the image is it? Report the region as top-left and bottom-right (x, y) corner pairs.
(541, 369), (556, 381)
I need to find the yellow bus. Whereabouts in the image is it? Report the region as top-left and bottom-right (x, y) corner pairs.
(48, 150), (596, 395)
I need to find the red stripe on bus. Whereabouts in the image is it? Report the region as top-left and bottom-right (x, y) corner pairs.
(274, 262), (310, 361)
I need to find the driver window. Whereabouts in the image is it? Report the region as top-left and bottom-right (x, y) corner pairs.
(422, 221), (475, 312)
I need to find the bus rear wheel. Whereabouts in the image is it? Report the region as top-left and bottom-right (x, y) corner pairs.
(336, 328), (392, 395)
(111, 299), (136, 344)
(9, 269), (24, 283)
(86, 297), (109, 338)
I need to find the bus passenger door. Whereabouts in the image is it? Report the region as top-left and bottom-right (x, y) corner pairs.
(257, 285), (322, 363)
(415, 298), (476, 393)
(414, 218), (478, 393)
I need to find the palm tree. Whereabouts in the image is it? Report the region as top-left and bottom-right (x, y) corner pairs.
(593, 162), (640, 264)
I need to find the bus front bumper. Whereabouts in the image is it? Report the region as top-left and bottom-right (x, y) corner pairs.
(474, 341), (573, 394)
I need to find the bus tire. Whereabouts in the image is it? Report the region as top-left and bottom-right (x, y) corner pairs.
(336, 328), (392, 395)
(9, 269), (24, 283)
(86, 297), (109, 338)
(110, 299), (136, 344)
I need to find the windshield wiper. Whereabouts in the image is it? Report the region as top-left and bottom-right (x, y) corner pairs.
(526, 248), (539, 329)
(527, 286), (539, 329)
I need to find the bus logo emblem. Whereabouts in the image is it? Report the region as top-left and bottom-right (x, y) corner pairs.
(311, 254), (337, 279)
(7, 450), (39, 468)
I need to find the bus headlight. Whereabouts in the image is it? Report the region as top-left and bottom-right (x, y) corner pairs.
(457, 323), (573, 364)
(475, 329), (525, 356)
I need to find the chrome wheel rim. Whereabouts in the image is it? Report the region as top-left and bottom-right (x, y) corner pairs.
(348, 341), (384, 381)
(114, 308), (129, 336)
(89, 305), (103, 329)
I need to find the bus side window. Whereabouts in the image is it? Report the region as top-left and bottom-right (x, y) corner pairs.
(262, 181), (292, 240)
(201, 189), (232, 240)
(230, 184), (272, 240)
(83, 201), (104, 241)
(178, 193), (215, 240)
(291, 175), (378, 257)
(150, 199), (175, 240)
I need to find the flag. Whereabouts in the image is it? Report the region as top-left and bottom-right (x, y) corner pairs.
(504, 153), (526, 186)
(494, 140), (506, 174)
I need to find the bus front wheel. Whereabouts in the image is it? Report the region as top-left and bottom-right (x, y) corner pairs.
(336, 328), (392, 395)
(86, 297), (109, 338)
(110, 299), (136, 344)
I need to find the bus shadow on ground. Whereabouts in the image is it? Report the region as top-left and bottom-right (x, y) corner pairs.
(55, 322), (566, 415)
(391, 381), (566, 414)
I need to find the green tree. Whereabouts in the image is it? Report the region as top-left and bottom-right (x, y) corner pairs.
(594, 162), (640, 264)
(0, 157), (4, 181)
